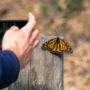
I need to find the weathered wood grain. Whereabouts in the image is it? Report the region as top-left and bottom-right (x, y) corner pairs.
(9, 36), (64, 90)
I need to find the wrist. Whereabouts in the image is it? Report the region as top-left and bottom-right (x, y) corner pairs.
(2, 47), (22, 70)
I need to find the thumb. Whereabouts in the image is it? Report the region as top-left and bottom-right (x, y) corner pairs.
(21, 13), (36, 34)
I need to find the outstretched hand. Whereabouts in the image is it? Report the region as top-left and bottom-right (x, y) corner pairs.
(2, 13), (39, 70)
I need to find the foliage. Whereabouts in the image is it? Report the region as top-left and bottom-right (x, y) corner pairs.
(40, 0), (61, 13)
(40, 5), (48, 13)
(65, 0), (83, 11)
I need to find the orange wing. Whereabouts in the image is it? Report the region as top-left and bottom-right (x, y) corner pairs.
(41, 37), (73, 54)
(41, 38), (57, 50)
(59, 39), (72, 53)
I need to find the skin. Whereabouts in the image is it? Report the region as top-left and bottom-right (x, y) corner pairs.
(2, 13), (39, 70)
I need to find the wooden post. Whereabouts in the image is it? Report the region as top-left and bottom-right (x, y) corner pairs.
(9, 36), (63, 90)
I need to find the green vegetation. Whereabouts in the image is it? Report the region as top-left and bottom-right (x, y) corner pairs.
(40, 5), (48, 13)
(40, 0), (61, 13)
(40, 0), (83, 13)
(65, 0), (83, 11)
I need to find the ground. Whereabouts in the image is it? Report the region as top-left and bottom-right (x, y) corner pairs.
(0, 0), (90, 90)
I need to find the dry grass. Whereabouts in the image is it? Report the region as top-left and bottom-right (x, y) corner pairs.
(0, 0), (90, 90)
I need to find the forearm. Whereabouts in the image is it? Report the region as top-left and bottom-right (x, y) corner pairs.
(0, 50), (20, 89)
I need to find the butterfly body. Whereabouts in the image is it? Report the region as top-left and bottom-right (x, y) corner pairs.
(41, 37), (73, 54)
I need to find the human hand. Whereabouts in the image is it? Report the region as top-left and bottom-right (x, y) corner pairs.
(2, 13), (39, 70)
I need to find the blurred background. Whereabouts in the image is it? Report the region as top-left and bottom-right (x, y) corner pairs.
(0, 0), (90, 90)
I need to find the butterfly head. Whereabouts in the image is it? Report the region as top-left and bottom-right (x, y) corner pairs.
(67, 46), (73, 53)
(41, 43), (48, 49)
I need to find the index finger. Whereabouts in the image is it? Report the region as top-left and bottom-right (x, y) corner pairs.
(21, 13), (36, 34)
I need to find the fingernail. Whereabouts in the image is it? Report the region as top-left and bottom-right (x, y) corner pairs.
(29, 12), (31, 16)
(29, 12), (33, 16)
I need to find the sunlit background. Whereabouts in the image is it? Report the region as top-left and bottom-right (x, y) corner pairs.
(0, 0), (90, 90)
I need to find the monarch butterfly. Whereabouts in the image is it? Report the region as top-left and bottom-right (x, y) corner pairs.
(41, 37), (73, 54)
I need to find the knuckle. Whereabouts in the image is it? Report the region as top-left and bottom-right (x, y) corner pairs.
(22, 28), (30, 35)
(35, 29), (39, 36)
(30, 38), (33, 45)
(36, 39), (39, 45)
(34, 29), (38, 32)
(10, 26), (19, 30)
(36, 29), (39, 34)
(37, 39), (39, 43)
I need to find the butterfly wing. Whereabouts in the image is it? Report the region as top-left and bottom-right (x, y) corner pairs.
(56, 42), (62, 53)
(42, 38), (63, 54)
(59, 39), (72, 53)
(41, 37), (73, 54)
(51, 41), (62, 54)
(41, 38), (57, 50)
